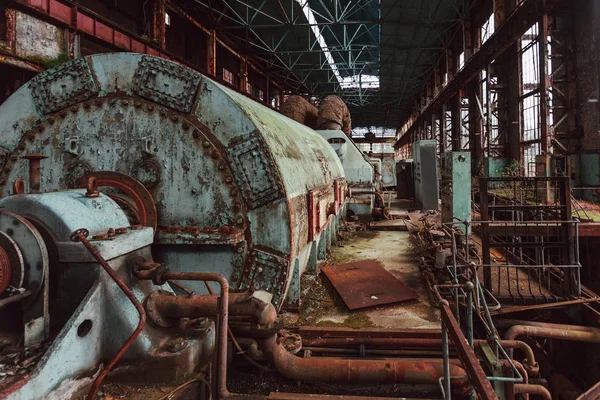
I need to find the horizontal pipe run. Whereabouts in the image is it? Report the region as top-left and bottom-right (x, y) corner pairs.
(260, 335), (469, 391)
(298, 326), (443, 339)
(151, 292), (277, 327)
(497, 319), (597, 332)
(505, 324), (600, 344)
(302, 337), (538, 373)
(302, 346), (453, 358)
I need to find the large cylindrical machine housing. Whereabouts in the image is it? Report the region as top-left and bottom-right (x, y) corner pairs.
(0, 53), (346, 309)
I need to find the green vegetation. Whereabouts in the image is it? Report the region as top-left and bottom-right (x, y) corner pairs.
(29, 52), (71, 69)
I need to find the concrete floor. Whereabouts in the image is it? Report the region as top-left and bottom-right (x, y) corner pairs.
(286, 228), (440, 330)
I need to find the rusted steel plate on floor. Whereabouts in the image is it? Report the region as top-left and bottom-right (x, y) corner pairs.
(321, 259), (417, 310)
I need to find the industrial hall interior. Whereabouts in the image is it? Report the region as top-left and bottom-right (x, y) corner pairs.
(3, 0), (600, 399)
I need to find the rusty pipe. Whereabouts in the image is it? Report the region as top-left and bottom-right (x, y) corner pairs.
(578, 380), (600, 400)
(505, 323), (600, 344)
(514, 384), (552, 400)
(134, 270), (230, 398)
(21, 153), (47, 193)
(70, 230), (146, 400)
(497, 319), (597, 332)
(260, 335), (468, 390)
(494, 340), (538, 373)
(148, 291), (277, 327)
(502, 360), (529, 400)
(301, 337), (538, 373)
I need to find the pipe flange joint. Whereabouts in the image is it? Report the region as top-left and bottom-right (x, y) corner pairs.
(152, 265), (168, 285)
(145, 290), (176, 329)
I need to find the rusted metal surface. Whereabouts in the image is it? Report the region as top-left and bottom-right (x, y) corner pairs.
(139, 288), (277, 328)
(321, 259), (417, 310)
(300, 336), (537, 371)
(0, 231), (23, 295)
(0, 241), (13, 294)
(505, 322), (600, 344)
(513, 384), (552, 400)
(298, 326), (443, 339)
(0, 55), (41, 72)
(155, 225), (244, 246)
(71, 229), (147, 400)
(490, 297), (600, 315)
(578, 223), (600, 237)
(280, 96), (318, 128)
(133, 270), (231, 398)
(316, 95), (352, 136)
(260, 335), (468, 390)
(12, 11), (65, 61)
(479, 176), (580, 304)
(21, 153), (46, 193)
(14, 0), (173, 59)
(439, 301), (498, 400)
(577, 380), (600, 400)
(77, 171), (157, 231)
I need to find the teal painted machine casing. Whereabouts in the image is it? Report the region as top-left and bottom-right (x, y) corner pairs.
(441, 152), (472, 232)
(0, 53), (346, 310)
(412, 140), (439, 210)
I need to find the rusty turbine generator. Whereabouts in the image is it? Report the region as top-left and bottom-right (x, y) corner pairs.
(0, 53), (349, 398)
(0, 53), (462, 400)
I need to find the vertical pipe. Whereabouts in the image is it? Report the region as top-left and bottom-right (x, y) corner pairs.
(442, 325), (451, 400)
(70, 229), (146, 400)
(466, 282), (474, 348)
(466, 281), (475, 400)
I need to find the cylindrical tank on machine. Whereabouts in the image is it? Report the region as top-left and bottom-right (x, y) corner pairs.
(0, 53), (346, 310)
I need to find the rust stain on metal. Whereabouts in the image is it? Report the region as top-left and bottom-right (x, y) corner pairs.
(321, 259), (417, 310)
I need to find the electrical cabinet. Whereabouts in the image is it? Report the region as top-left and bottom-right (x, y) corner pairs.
(441, 151), (471, 232)
(412, 140), (439, 210)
